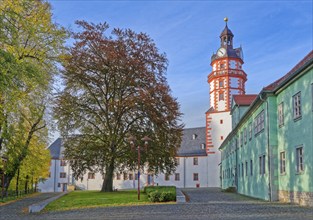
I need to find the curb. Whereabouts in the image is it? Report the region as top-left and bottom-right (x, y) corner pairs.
(29, 192), (67, 213)
(176, 188), (186, 203)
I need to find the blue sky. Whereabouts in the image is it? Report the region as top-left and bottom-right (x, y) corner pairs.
(49, 0), (313, 129)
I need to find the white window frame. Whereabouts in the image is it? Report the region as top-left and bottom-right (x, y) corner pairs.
(193, 157), (198, 165)
(280, 151), (286, 174)
(254, 110), (265, 135)
(278, 102), (284, 126)
(248, 122), (252, 140)
(293, 92), (301, 119)
(296, 146), (304, 173)
(193, 173), (199, 181)
(259, 155), (266, 175)
(175, 173), (180, 181)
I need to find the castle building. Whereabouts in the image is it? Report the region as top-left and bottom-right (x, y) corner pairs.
(38, 127), (211, 192)
(220, 51), (313, 206)
(206, 18), (247, 186)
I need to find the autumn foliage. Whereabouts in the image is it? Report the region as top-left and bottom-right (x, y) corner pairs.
(55, 21), (183, 192)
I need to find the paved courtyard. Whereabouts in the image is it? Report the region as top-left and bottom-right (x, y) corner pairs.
(0, 188), (312, 219)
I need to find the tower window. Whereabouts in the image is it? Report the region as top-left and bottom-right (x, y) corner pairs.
(219, 79), (224, 87)
(220, 64), (225, 69)
(219, 93), (224, 101)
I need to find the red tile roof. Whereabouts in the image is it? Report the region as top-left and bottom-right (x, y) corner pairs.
(233, 94), (258, 106)
(264, 50), (313, 91)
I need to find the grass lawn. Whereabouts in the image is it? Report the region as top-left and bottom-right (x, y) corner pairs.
(45, 190), (151, 211)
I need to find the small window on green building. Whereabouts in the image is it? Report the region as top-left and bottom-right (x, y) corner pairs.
(254, 110), (265, 135)
(280, 151), (286, 174)
(278, 102), (284, 126)
(293, 92), (301, 120)
(296, 146), (304, 173)
(259, 155), (266, 175)
(250, 159), (253, 176)
(248, 122), (252, 140)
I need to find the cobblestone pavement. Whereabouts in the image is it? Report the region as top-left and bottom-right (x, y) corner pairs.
(0, 192), (60, 220)
(1, 188), (313, 220)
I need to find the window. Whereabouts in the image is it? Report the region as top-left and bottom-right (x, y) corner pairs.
(219, 92), (224, 101)
(165, 173), (170, 181)
(241, 163), (244, 177)
(129, 173), (134, 180)
(296, 146), (304, 173)
(175, 173), (180, 181)
(135, 173), (138, 180)
(88, 172), (95, 179)
(116, 173), (121, 180)
(201, 143), (206, 150)
(248, 122), (252, 140)
(57, 183), (61, 188)
(240, 132), (243, 147)
(176, 158), (180, 165)
(192, 134), (197, 140)
(293, 92), (301, 119)
(193, 173), (199, 181)
(220, 136), (223, 140)
(250, 159), (253, 176)
(60, 160), (66, 166)
(259, 155), (266, 175)
(280, 151), (286, 174)
(193, 157), (198, 165)
(278, 102), (284, 126)
(254, 110), (265, 135)
(123, 172), (128, 180)
(220, 63), (225, 69)
(219, 79), (224, 88)
(244, 128), (247, 144)
(220, 119), (223, 124)
(245, 161), (248, 176)
(60, 172), (66, 178)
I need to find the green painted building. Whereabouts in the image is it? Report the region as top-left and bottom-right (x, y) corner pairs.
(219, 51), (313, 206)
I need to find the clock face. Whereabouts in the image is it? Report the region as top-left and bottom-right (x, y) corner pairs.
(217, 48), (226, 57)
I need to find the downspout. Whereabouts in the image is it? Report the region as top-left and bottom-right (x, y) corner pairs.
(54, 159), (57, 192)
(259, 93), (272, 201)
(183, 157), (186, 188)
(235, 138), (238, 190)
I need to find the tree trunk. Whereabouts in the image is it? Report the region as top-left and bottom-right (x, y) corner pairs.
(25, 175), (29, 194)
(16, 168), (20, 197)
(101, 158), (114, 192)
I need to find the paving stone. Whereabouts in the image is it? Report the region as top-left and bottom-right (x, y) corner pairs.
(1, 188), (312, 220)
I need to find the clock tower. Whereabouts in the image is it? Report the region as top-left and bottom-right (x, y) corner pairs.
(209, 17), (247, 112)
(205, 18), (247, 187)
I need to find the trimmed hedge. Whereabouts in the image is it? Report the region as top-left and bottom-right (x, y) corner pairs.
(144, 186), (176, 202)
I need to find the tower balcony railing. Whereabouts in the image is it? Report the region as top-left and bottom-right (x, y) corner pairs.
(208, 69), (247, 81)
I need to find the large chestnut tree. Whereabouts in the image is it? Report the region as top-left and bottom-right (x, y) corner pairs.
(55, 21), (183, 192)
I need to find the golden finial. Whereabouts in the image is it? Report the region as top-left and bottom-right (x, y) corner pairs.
(224, 17), (228, 23)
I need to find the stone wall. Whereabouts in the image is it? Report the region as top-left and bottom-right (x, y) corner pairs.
(279, 190), (313, 206)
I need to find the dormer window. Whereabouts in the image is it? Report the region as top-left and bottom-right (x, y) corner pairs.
(192, 134), (197, 140)
(201, 143), (206, 149)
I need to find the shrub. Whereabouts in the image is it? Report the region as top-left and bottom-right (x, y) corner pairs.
(159, 192), (176, 202)
(148, 191), (161, 202)
(144, 186), (176, 202)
